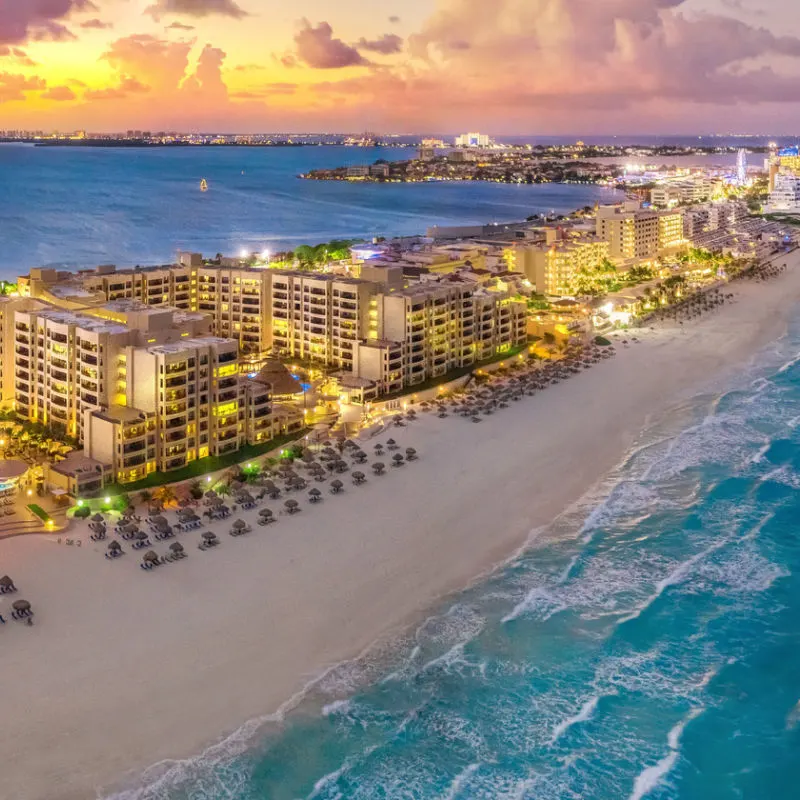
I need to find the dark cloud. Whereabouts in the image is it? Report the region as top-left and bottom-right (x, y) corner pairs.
(292, 20), (367, 69)
(41, 84), (76, 101)
(0, 0), (96, 45)
(357, 33), (403, 55)
(80, 18), (112, 30)
(166, 21), (195, 31)
(145, 0), (248, 19)
(389, 16), (400, 24)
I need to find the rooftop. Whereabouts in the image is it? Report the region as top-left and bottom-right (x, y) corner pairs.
(92, 405), (152, 424)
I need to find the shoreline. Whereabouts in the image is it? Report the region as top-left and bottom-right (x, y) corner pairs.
(2, 254), (800, 799)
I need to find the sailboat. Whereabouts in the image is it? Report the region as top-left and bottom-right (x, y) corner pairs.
(200, 178), (209, 192)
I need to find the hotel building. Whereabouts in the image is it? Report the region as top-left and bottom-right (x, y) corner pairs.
(43, 256), (273, 356)
(269, 272), (377, 371)
(517, 232), (611, 296)
(354, 283), (527, 392)
(596, 202), (685, 262)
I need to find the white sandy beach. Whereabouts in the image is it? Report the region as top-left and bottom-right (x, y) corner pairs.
(2, 253), (800, 800)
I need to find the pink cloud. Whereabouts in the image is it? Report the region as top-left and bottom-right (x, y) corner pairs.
(357, 34), (403, 55)
(80, 18), (112, 30)
(292, 20), (367, 69)
(0, 0), (96, 45)
(145, 0), (248, 19)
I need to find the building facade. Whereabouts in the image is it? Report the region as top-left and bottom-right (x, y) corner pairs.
(596, 202), (685, 262)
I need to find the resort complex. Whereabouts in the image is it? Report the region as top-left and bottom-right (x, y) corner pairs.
(0, 191), (796, 497)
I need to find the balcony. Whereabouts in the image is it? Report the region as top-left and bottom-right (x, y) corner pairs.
(123, 441), (146, 455)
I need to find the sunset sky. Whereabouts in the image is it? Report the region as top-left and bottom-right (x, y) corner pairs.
(1, 0), (800, 134)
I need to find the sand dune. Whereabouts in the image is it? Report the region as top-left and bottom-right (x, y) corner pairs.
(2, 253), (800, 800)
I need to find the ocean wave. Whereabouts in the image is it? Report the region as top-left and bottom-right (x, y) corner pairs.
(615, 529), (737, 626)
(438, 763), (481, 800)
(627, 707), (704, 800)
(548, 693), (606, 745)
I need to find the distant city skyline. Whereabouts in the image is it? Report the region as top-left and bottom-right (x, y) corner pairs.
(2, 0), (800, 133)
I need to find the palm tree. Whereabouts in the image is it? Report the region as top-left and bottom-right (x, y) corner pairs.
(154, 485), (177, 508)
(217, 483), (231, 498)
(139, 489), (153, 506)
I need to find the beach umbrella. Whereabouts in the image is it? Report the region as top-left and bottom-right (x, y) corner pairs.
(308, 488), (322, 502)
(12, 599), (31, 613)
(152, 515), (167, 526)
(178, 508), (194, 519)
(284, 499), (299, 512)
(352, 471), (365, 484)
(386, 438), (396, 448)
(0, 575), (15, 589)
(169, 542), (185, 553)
(330, 479), (343, 493)
(259, 508), (273, 518)
(108, 541), (121, 551)
(372, 462), (385, 475)
(136, 531), (148, 541)
(91, 513), (104, 523)
(143, 550), (159, 563)
(374, 443), (383, 452)
(406, 447), (417, 458)
(202, 531), (218, 541)
(392, 453), (405, 466)
(232, 519), (246, 531)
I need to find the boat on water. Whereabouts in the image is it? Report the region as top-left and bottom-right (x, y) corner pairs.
(200, 178), (208, 192)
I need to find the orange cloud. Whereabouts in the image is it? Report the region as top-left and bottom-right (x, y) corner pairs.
(0, 72), (46, 103)
(41, 85), (76, 101)
(84, 76), (149, 101)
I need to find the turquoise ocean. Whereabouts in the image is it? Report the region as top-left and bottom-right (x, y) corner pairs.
(112, 314), (800, 799)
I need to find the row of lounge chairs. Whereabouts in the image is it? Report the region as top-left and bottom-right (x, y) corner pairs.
(141, 544), (187, 569)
